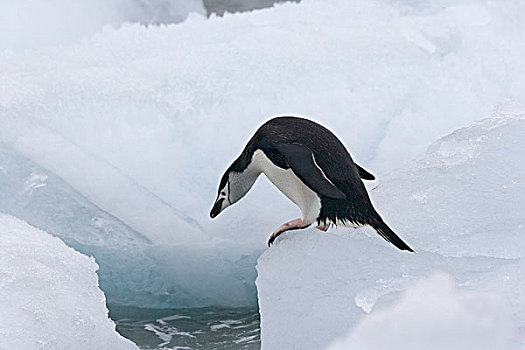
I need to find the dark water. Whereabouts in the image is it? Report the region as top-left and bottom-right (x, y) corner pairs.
(204, 0), (300, 16)
(109, 305), (260, 350)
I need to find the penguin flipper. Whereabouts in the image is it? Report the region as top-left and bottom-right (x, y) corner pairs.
(356, 164), (375, 180)
(273, 143), (346, 200)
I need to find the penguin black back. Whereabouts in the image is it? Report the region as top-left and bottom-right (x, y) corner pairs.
(244, 116), (377, 222)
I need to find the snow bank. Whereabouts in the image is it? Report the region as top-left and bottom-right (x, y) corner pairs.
(2, 0), (525, 308)
(0, 213), (138, 350)
(256, 113), (525, 349)
(326, 275), (511, 350)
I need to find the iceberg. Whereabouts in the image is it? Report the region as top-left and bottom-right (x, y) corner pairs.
(256, 113), (525, 349)
(0, 213), (138, 350)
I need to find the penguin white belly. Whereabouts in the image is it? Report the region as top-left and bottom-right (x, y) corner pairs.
(251, 150), (321, 224)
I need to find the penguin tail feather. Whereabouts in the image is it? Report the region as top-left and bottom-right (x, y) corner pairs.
(372, 219), (414, 252)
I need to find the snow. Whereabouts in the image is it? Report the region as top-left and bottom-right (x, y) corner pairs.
(0, 213), (138, 350)
(1, 0), (525, 310)
(256, 113), (525, 350)
(326, 274), (512, 350)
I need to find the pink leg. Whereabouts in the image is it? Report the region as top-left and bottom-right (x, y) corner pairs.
(268, 218), (311, 246)
(315, 225), (328, 231)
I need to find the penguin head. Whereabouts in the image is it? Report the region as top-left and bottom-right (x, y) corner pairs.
(210, 162), (258, 219)
(210, 171), (232, 218)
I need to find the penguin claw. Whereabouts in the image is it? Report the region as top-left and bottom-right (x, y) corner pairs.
(268, 230), (282, 246)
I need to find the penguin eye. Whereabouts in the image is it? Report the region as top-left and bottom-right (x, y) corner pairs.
(220, 191), (226, 196)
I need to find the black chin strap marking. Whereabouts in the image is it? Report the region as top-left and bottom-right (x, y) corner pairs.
(227, 180), (232, 205)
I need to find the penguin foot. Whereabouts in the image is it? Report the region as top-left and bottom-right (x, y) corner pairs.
(315, 225), (328, 231)
(268, 218), (310, 246)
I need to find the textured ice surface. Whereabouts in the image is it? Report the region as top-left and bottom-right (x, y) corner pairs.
(0, 213), (138, 350)
(256, 114), (525, 350)
(372, 108), (525, 259)
(326, 275), (512, 350)
(1, 0), (525, 309)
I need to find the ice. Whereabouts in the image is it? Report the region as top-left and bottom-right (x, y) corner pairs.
(0, 144), (258, 308)
(326, 275), (512, 350)
(374, 108), (525, 259)
(2, 0), (525, 310)
(256, 114), (525, 349)
(0, 144), (151, 247)
(0, 213), (138, 350)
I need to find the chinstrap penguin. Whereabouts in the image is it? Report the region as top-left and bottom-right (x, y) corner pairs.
(210, 116), (414, 252)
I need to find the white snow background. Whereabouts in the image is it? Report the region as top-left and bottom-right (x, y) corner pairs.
(1, 0), (525, 348)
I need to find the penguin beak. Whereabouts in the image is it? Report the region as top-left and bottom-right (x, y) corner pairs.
(210, 198), (224, 219)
